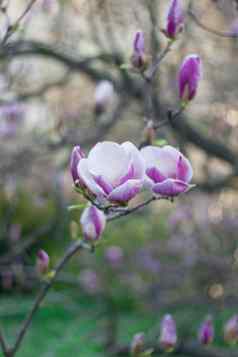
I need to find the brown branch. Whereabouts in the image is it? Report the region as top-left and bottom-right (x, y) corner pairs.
(188, 9), (237, 39)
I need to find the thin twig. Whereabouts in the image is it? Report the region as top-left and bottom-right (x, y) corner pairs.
(144, 41), (173, 82)
(8, 239), (90, 357)
(188, 10), (237, 39)
(107, 196), (170, 221)
(0, 328), (9, 357)
(2, 0), (38, 45)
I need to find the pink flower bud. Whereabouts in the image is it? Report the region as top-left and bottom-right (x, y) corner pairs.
(130, 332), (145, 356)
(36, 250), (49, 275)
(160, 314), (177, 351)
(224, 315), (238, 344)
(165, 0), (184, 40)
(178, 54), (202, 103)
(70, 145), (85, 186)
(198, 316), (214, 345)
(80, 205), (106, 241)
(131, 31), (146, 69)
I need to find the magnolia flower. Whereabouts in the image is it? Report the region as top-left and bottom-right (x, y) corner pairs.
(131, 30), (146, 69)
(72, 141), (144, 204)
(178, 54), (202, 103)
(165, 0), (184, 40)
(198, 316), (214, 345)
(160, 314), (177, 351)
(94, 80), (114, 114)
(224, 315), (238, 344)
(130, 332), (145, 356)
(141, 145), (193, 197)
(80, 205), (106, 241)
(36, 250), (49, 275)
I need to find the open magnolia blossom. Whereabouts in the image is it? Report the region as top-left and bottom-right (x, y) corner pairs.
(140, 145), (193, 197)
(71, 141), (145, 204)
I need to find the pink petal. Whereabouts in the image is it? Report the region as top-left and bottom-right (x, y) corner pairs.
(176, 155), (193, 182)
(146, 167), (166, 183)
(153, 178), (189, 197)
(108, 179), (142, 203)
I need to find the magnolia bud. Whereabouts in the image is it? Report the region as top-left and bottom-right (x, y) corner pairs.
(160, 314), (177, 351)
(80, 205), (106, 242)
(164, 0), (184, 40)
(70, 145), (85, 186)
(198, 316), (214, 345)
(94, 80), (114, 115)
(131, 31), (147, 70)
(130, 332), (145, 356)
(36, 250), (49, 275)
(178, 54), (202, 103)
(224, 315), (238, 344)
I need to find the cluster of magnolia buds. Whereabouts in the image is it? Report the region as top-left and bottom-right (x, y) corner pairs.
(130, 314), (238, 356)
(70, 141), (193, 242)
(130, 0), (202, 106)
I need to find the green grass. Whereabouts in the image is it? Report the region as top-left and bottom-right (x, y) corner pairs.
(0, 291), (238, 357)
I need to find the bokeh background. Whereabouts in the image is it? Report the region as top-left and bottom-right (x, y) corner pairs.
(0, 0), (238, 356)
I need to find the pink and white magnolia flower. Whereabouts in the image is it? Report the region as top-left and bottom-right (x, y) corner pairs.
(178, 54), (202, 103)
(72, 141), (145, 204)
(160, 314), (177, 351)
(140, 145), (193, 197)
(165, 0), (184, 40)
(80, 205), (106, 241)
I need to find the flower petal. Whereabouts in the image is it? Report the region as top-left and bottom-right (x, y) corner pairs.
(77, 159), (105, 196)
(93, 175), (113, 195)
(176, 155), (193, 182)
(146, 167), (166, 183)
(108, 179), (142, 203)
(122, 141), (145, 179)
(141, 145), (178, 178)
(153, 178), (189, 197)
(87, 141), (130, 186)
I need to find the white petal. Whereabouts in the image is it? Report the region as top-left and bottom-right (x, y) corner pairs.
(77, 158), (105, 196)
(87, 141), (130, 186)
(121, 141), (145, 179)
(141, 145), (179, 178)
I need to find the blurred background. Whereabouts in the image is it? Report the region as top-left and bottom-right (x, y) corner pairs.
(1, 0), (238, 356)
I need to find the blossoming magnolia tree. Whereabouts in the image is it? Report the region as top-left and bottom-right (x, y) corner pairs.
(0, 0), (238, 356)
